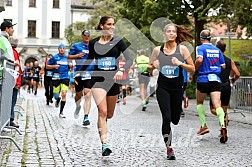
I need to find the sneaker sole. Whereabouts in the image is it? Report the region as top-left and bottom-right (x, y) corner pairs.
(83, 121), (90, 126)
(197, 129), (209, 135)
(167, 155), (176, 160)
(102, 148), (112, 156)
(220, 128), (228, 143)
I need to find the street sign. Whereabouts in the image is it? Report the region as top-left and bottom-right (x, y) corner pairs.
(224, 32), (236, 36)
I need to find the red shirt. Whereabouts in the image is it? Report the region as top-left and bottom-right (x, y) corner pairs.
(13, 48), (22, 89)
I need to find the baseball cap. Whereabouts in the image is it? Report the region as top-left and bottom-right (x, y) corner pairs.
(58, 43), (66, 49)
(82, 30), (90, 36)
(1, 20), (17, 31)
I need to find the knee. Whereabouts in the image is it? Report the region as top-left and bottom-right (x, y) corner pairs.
(98, 108), (107, 119)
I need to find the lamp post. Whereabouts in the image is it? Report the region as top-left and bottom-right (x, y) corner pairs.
(227, 18), (231, 59)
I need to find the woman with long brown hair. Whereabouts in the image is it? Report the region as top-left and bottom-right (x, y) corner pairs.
(148, 23), (195, 160)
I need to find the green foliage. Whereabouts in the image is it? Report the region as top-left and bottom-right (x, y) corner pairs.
(237, 61), (252, 76)
(223, 39), (252, 62)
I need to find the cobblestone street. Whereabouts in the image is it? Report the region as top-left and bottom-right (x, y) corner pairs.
(1, 88), (252, 166)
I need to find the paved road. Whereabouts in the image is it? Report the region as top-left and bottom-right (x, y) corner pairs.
(0, 87), (252, 166)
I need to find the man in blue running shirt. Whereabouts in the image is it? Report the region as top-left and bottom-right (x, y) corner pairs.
(68, 30), (94, 126)
(195, 30), (228, 143)
(47, 43), (70, 118)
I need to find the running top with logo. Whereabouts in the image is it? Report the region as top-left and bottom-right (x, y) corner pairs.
(68, 41), (94, 71)
(47, 53), (69, 80)
(32, 65), (42, 79)
(157, 44), (187, 90)
(88, 35), (132, 79)
(196, 43), (225, 83)
(118, 59), (129, 80)
(135, 55), (149, 74)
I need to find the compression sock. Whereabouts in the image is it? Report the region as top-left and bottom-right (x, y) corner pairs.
(216, 107), (225, 127)
(60, 101), (66, 114)
(197, 104), (206, 127)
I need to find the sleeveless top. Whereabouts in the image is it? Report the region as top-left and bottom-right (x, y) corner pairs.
(44, 61), (53, 79)
(219, 55), (231, 83)
(157, 44), (184, 90)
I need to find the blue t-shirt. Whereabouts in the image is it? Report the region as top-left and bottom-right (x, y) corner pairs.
(68, 42), (94, 71)
(47, 53), (69, 79)
(196, 43), (225, 83)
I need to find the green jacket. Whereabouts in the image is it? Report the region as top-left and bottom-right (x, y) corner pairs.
(135, 55), (149, 73)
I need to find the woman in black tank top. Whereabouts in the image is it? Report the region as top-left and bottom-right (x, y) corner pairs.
(148, 23), (195, 160)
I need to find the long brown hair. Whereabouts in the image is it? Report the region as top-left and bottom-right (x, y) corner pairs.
(96, 16), (113, 30)
(164, 23), (193, 44)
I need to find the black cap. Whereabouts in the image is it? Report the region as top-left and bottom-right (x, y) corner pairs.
(82, 30), (90, 36)
(1, 20), (17, 31)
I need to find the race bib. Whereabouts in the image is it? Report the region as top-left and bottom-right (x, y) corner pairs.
(81, 71), (91, 80)
(33, 73), (39, 78)
(52, 73), (60, 80)
(98, 57), (115, 70)
(46, 71), (53, 77)
(207, 74), (221, 83)
(161, 65), (179, 78)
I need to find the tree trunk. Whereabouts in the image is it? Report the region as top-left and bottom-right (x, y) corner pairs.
(193, 12), (205, 59)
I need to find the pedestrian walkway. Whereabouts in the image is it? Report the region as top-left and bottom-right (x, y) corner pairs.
(1, 88), (252, 166)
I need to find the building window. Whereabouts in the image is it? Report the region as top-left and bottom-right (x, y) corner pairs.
(6, 0), (12, 6)
(28, 20), (36, 37)
(52, 21), (60, 38)
(29, 0), (36, 7)
(53, 0), (59, 8)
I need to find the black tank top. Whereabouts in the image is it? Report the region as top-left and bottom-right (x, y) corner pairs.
(219, 55), (231, 83)
(157, 44), (184, 90)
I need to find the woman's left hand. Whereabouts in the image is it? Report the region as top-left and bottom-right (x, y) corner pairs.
(171, 57), (182, 66)
(113, 71), (123, 81)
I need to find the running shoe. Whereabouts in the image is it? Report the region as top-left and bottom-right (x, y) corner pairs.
(59, 113), (66, 118)
(197, 125), (209, 135)
(220, 127), (228, 143)
(50, 99), (53, 103)
(102, 144), (112, 156)
(123, 98), (126, 105)
(55, 97), (61, 108)
(142, 104), (147, 111)
(83, 115), (90, 126)
(167, 147), (176, 160)
(74, 106), (81, 119)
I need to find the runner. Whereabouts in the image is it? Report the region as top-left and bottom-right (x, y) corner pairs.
(148, 23), (195, 160)
(194, 30), (227, 143)
(68, 29), (94, 126)
(32, 61), (41, 95)
(87, 16), (132, 156)
(131, 49), (150, 111)
(209, 40), (240, 127)
(40, 54), (54, 105)
(47, 43), (70, 118)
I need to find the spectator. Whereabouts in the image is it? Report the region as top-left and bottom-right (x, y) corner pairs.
(9, 36), (21, 128)
(0, 20), (16, 61)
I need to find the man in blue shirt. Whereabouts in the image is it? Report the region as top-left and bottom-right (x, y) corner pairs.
(195, 30), (227, 143)
(68, 30), (93, 125)
(47, 43), (70, 118)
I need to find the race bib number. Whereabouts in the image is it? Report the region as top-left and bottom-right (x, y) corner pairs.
(33, 73), (39, 78)
(81, 71), (91, 80)
(161, 65), (179, 78)
(52, 73), (60, 80)
(207, 74), (221, 83)
(46, 71), (53, 77)
(98, 57), (115, 70)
